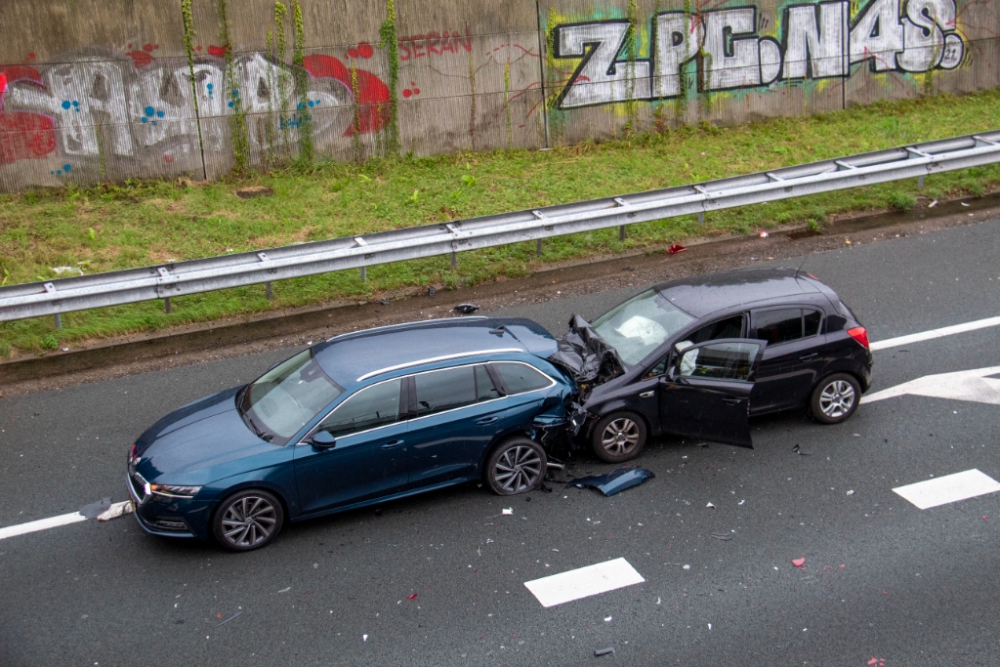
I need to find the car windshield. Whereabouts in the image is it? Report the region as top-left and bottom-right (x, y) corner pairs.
(238, 350), (344, 446)
(592, 289), (695, 365)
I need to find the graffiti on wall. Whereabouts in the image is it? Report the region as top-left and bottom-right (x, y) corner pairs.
(551, 0), (966, 109)
(0, 50), (390, 171)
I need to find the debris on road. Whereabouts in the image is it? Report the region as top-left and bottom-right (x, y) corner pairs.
(710, 533), (732, 541)
(379, 299), (390, 306)
(427, 287), (436, 296)
(604, 616), (612, 622)
(667, 244), (687, 255)
(792, 444), (812, 456)
(847, 490), (855, 496)
(214, 611), (243, 627)
(758, 231), (769, 238)
(929, 200), (938, 207)
(706, 502), (716, 509)
(78, 498), (112, 519)
(97, 500), (134, 521)
(454, 303), (479, 314)
(594, 647), (615, 657)
(407, 593), (418, 601)
(278, 587), (291, 593)
(502, 508), (513, 515)
(569, 468), (655, 496)
(792, 557), (806, 568)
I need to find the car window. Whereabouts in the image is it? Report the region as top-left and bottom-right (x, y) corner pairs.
(493, 362), (552, 395)
(804, 309), (822, 337)
(414, 366), (479, 416)
(686, 315), (745, 344)
(475, 365), (501, 402)
(592, 289), (695, 366)
(678, 342), (760, 381)
(240, 349), (344, 445)
(316, 379), (402, 438)
(754, 308), (804, 345)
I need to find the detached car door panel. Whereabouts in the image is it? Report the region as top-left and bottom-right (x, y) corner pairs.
(658, 339), (765, 448)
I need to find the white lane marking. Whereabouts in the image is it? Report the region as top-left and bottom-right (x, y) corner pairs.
(0, 512), (88, 540)
(524, 557), (645, 608)
(871, 315), (1000, 351)
(861, 366), (1000, 405)
(893, 469), (1000, 510)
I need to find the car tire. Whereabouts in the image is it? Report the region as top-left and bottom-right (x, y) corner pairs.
(591, 412), (647, 463)
(212, 489), (285, 552)
(810, 373), (861, 424)
(485, 437), (547, 496)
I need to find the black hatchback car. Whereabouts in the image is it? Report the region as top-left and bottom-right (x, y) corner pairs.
(576, 268), (872, 462)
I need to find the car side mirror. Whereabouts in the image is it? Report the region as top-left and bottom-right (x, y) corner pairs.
(308, 430), (337, 448)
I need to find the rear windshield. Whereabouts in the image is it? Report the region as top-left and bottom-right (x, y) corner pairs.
(239, 350), (344, 446)
(593, 289), (695, 365)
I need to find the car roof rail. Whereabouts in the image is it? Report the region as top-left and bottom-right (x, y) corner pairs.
(324, 315), (489, 343)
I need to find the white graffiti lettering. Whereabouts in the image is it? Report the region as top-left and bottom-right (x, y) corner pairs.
(553, 0), (965, 109)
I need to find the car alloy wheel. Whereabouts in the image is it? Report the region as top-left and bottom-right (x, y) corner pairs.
(810, 373), (861, 424)
(591, 411), (647, 463)
(213, 489), (284, 552)
(486, 437), (547, 495)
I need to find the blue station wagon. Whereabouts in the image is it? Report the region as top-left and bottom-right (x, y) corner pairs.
(127, 317), (576, 551)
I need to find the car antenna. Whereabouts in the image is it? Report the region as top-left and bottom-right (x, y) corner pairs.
(794, 254), (810, 280)
(489, 324), (506, 335)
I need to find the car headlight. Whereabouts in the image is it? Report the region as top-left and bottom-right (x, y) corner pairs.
(148, 484), (202, 499)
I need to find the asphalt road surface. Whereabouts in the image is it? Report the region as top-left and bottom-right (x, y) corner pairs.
(1, 218), (998, 667)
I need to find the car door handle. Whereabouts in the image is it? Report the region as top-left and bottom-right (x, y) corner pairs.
(476, 416), (500, 425)
(380, 439), (405, 449)
(639, 391), (655, 398)
(721, 397), (742, 406)
(799, 353), (819, 361)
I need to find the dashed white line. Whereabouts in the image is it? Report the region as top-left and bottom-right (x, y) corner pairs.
(0, 512), (87, 540)
(892, 469), (1000, 510)
(870, 315), (1000, 351)
(524, 557), (645, 608)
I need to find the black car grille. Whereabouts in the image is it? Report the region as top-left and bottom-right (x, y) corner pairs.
(130, 472), (148, 502)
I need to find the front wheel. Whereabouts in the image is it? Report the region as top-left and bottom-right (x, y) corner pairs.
(810, 373), (861, 424)
(486, 437), (547, 495)
(212, 489), (285, 552)
(591, 412), (647, 463)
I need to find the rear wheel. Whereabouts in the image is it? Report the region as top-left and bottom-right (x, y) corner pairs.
(810, 373), (861, 424)
(213, 489), (284, 552)
(591, 412), (647, 463)
(486, 437), (547, 495)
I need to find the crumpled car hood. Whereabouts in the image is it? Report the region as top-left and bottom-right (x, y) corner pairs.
(547, 315), (625, 386)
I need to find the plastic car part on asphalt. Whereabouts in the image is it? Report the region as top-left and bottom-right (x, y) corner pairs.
(568, 467), (655, 496)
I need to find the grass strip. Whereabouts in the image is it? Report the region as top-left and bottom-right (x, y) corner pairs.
(2, 90), (1000, 356)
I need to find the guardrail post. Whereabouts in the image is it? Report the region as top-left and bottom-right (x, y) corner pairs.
(53, 313), (61, 329)
(698, 212), (705, 225)
(164, 297), (172, 314)
(619, 225), (626, 241)
(360, 266), (367, 282)
(451, 252), (457, 268)
(536, 239), (543, 256)
(918, 174), (925, 188)
(265, 282), (274, 300)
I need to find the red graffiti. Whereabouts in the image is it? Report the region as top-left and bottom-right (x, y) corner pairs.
(0, 65), (43, 112)
(402, 81), (421, 99)
(398, 29), (472, 61)
(127, 51), (155, 68)
(0, 111), (56, 164)
(302, 54), (391, 135)
(207, 45), (229, 58)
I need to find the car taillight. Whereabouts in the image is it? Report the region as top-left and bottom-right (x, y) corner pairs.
(847, 326), (870, 349)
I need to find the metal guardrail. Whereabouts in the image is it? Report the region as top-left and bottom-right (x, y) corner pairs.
(2, 130), (999, 323)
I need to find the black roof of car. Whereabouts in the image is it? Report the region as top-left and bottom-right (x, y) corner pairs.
(654, 268), (822, 318)
(312, 316), (558, 386)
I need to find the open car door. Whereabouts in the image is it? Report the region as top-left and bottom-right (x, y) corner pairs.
(657, 339), (767, 448)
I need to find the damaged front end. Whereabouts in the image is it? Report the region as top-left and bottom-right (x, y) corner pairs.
(547, 315), (625, 402)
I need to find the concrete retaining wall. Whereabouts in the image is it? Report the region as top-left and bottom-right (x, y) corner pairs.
(1, 0), (996, 192)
